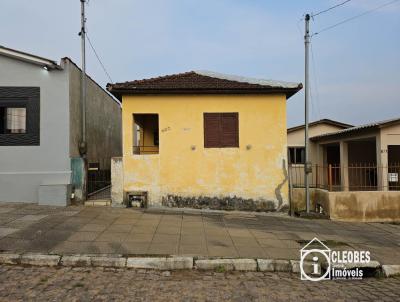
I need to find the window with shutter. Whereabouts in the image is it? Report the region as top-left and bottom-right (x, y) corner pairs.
(204, 112), (239, 148)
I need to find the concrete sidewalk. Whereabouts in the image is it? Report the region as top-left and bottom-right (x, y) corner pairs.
(0, 202), (399, 265)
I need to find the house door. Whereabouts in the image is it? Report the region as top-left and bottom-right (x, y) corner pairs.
(326, 144), (341, 190)
(388, 145), (400, 191)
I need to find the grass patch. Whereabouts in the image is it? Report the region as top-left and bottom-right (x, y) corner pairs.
(215, 265), (226, 273)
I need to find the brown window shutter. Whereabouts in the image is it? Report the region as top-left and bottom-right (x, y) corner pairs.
(221, 113), (239, 147)
(204, 113), (221, 148)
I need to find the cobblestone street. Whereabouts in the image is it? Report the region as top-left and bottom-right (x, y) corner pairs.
(0, 265), (399, 302)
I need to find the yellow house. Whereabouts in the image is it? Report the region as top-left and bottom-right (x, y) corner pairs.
(107, 71), (302, 211)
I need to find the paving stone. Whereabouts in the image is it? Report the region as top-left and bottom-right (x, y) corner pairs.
(147, 243), (178, 255)
(257, 259), (275, 272)
(79, 224), (107, 232)
(0, 227), (18, 238)
(16, 214), (48, 221)
(119, 242), (149, 255)
(91, 256), (126, 268)
(20, 253), (60, 266)
(67, 231), (100, 242)
(274, 260), (291, 272)
(207, 246), (239, 258)
(127, 257), (193, 270)
(60, 255), (92, 267)
(0, 253), (20, 264)
(382, 265), (400, 277)
(179, 245), (208, 256)
(235, 245), (267, 258)
(195, 259), (235, 271)
(231, 259), (257, 271)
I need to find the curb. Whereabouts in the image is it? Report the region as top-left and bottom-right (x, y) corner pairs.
(0, 252), (397, 278)
(382, 265), (400, 277)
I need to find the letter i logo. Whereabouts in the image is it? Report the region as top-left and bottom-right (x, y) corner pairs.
(312, 256), (319, 275)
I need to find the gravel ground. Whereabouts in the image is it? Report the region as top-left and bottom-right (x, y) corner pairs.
(0, 265), (399, 302)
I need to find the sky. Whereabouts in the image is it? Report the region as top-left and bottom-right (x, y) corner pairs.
(0, 0), (399, 127)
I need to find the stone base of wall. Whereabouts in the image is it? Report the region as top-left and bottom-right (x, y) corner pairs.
(162, 195), (285, 212)
(39, 184), (71, 206)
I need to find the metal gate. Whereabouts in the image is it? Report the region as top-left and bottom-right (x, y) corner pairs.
(87, 160), (111, 200)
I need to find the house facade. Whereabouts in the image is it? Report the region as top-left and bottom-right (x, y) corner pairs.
(310, 118), (400, 191)
(287, 119), (353, 166)
(108, 71), (302, 211)
(0, 46), (122, 205)
(289, 118), (400, 222)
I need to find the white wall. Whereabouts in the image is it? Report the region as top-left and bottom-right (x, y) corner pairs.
(0, 55), (70, 202)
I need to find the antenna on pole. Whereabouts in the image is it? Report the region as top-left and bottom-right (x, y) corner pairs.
(79, 0), (87, 156)
(304, 13), (311, 213)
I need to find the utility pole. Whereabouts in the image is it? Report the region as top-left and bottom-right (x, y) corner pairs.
(304, 13), (311, 213)
(79, 0), (87, 157)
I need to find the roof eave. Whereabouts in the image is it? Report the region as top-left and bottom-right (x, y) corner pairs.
(310, 126), (379, 142)
(0, 46), (61, 70)
(106, 86), (302, 101)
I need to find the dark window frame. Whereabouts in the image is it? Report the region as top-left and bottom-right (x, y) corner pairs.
(288, 147), (305, 164)
(132, 113), (159, 155)
(0, 87), (40, 146)
(204, 112), (239, 148)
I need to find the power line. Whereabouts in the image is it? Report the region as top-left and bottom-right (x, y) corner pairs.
(313, 0), (400, 36)
(312, 0), (352, 17)
(86, 33), (113, 83)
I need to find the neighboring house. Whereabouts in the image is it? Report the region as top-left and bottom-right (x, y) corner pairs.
(287, 119), (353, 165)
(107, 70), (302, 211)
(309, 118), (400, 191)
(289, 118), (400, 222)
(0, 46), (122, 205)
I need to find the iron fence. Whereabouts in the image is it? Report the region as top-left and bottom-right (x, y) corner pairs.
(87, 159), (111, 200)
(289, 163), (400, 191)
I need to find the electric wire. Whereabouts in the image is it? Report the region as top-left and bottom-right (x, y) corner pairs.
(86, 33), (113, 83)
(313, 0), (400, 36)
(312, 0), (352, 17)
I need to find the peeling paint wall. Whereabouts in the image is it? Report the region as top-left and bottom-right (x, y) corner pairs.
(291, 188), (400, 222)
(111, 157), (123, 205)
(122, 94), (288, 210)
(291, 188), (330, 214)
(329, 191), (400, 222)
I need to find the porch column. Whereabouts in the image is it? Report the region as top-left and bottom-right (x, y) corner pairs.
(376, 133), (388, 191)
(340, 141), (349, 191)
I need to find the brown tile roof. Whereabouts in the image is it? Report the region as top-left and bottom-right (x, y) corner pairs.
(107, 71), (302, 100)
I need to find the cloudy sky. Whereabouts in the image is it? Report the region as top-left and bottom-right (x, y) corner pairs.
(1, 0), (399, 127)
